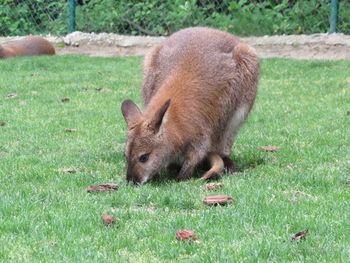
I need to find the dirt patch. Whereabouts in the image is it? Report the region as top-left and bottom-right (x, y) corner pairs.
(1, 31), (350, 59)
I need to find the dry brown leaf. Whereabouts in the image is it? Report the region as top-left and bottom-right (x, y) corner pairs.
(291, 229), (308, 241)
(0, 122), (6, 126)
(202, 183), (224, 191)
(347, 111), (350, 115)
(260, 146), (280, 151)
(61, 98), (70, 102)
(203, 195), (234, 206)
(64, 128), (79, 132)
(87, 184), (119, 193)
(176, 230), (197, 241)
(101, 214), (116, 226)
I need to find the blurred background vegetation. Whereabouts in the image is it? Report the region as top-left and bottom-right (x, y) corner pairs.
(0, 0), (349, 36)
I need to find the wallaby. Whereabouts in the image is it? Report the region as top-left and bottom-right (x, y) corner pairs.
(121, 27), (259, 184)
(0, 36), (55, 59)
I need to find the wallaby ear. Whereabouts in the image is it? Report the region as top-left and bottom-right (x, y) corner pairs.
(121, 99), (142, 129)
(148, 99), (171, 133)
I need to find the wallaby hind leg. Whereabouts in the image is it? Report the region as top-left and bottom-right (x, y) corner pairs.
(222, 156), (236, 174)
(199, 153), (224, 181)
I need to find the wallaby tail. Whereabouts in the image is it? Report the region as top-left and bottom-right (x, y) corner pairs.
(199, 153), (224, 181)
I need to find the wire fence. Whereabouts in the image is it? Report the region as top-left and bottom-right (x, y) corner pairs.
(0, 0), (349, 37)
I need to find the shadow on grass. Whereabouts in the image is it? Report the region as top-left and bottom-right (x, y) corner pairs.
(101, 150), (265, 186)
(233, 156), (265, 173)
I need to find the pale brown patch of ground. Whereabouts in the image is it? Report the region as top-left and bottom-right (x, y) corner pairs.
(1, 32), (350, 59)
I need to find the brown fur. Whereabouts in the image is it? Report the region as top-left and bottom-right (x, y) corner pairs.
(0, 36), (55, 59)
(121, 27), (259, 184)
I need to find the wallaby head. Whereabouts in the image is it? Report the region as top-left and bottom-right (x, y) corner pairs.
(121, 99), (171, 184)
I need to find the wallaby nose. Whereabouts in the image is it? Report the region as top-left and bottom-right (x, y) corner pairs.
(127, 172), (140, 185)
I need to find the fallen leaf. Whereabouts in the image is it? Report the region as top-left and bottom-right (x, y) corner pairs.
(62, 168), (77, 173)
(203, 195), (234, 206)
(101, 214), (115, 226)
(7, 93), (17, 98)
(291, 229), (308, 241)
(64, 128), (79, 132)
(87, 184), (119, 193)
(0, 152), (9, 155)
(202, 183), (224, 191)
(61, 97), (70, 102)
(19, 101), (26, 105)
(260, 146), (280, 151)
(0, 122), (6, 126)
(347, 111), (350, 115)
(176, 230), (197, 241)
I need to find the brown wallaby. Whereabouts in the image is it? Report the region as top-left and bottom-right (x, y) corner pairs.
(0, 36), (55, 59)
(121, 27), (259, 184)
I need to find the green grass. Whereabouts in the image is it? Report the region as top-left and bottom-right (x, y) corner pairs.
(0, 55), (349, 262)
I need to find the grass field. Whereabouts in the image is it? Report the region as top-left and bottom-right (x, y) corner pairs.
(0, 55), (349, 262)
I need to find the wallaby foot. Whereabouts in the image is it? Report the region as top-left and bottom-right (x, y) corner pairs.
(199, 153), (224, 181)
(222, 156), (236, 174)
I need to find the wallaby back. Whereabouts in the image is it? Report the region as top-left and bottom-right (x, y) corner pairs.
(0, 36), (55, 59)
(122, 27), (259, 184)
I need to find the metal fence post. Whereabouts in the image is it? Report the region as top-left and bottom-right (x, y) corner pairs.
(68, 0), (76, 33)
(330, 0), (339, 33)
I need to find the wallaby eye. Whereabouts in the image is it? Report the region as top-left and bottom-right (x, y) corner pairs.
(139, 153), (150, 163)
